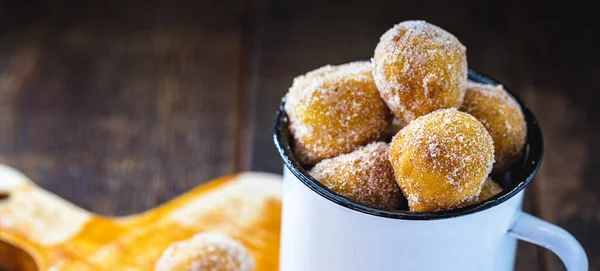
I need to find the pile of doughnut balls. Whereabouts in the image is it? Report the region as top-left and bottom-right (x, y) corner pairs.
(285, 21), (526, 212)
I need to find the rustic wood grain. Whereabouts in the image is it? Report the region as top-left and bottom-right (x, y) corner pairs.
(504, 1), (599, 270)
(0, 0), (245, 216)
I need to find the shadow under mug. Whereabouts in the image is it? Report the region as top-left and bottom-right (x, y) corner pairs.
(273, 69), (588, 271)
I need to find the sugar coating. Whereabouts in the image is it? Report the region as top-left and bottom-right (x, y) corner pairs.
(478, 178), (503, 202)
(285, 61), (390, 165)
(309, 142), (403, 209)
(460, 82), (527, 172)
(372, 20), (468, 124)
(154, 232), (255, 271)
(389, 108), (495, 212)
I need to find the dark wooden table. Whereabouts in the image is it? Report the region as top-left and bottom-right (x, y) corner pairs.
(0, 0), (598, 270)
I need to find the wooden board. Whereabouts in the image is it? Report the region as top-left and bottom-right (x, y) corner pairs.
(0, 165), (282, 270)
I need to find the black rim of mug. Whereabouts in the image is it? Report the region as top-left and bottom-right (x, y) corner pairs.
(273, 68), (544, 220)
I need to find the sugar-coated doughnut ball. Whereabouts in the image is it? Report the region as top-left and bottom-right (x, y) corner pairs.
(373, 20), (468, 124)
(389, 108), (494, 212)
(460, 82), (527, 172)
(478, 178), (503, 202)
(309, 142), (402, 209)
(285, 61), (390, 165)
(155, 232), (255, 271)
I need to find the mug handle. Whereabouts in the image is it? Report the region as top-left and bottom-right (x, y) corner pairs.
(508, 212), (588, 271)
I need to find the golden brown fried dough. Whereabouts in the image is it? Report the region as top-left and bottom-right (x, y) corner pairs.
(309, 142), (402, 209)
(155, 232), (255, 271)
(373, 21), (468, 124)
(460, 82), (527, 172)
(478, 178), (503, 202)
(389, 108), (494, 212)
(285, 61), (390, 165)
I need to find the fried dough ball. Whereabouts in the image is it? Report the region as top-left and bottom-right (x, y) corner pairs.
(155, 232), (255, 271)
(460, 82), (527, 172)
(373, 20), (468, 124)
(285, 61), (390, 165)
(389, 108), (494, 212)
(478, 178), (503, 202)
(309, 142), (402, 209)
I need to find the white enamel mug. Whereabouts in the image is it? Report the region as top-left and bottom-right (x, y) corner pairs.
(273, 70), (588, 271)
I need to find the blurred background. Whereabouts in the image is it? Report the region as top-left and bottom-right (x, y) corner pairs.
(0, 0), (598, 270)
